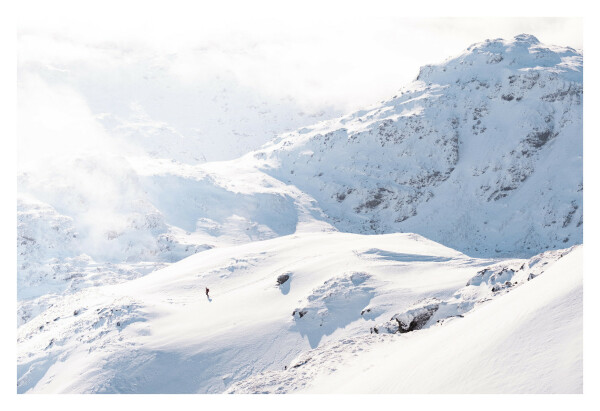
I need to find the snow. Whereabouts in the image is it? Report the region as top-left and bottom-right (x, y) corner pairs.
(16, 232), (478, 393)
(17, 229), (582, 393)
(16, 34), (584, 394)
(302, 246), (583, 394)
(228, 245), (582, 394)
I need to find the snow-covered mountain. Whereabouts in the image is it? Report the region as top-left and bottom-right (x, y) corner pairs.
(17, 34), (583, 394)
(251, 34), (582, 257)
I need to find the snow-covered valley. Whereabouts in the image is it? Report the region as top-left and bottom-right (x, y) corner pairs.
(16, 34), (583, 394)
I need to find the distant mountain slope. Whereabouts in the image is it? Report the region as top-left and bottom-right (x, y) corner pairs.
(251, 34), (582, 257)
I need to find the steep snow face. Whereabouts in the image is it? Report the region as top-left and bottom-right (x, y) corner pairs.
(253, 34), (582, 257)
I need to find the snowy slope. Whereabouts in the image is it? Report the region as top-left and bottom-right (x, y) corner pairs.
(229, 246), (582, 394)
(16, 232), (473, 393)
(250, 34), (582, 257)
(17, 231), (581, 393)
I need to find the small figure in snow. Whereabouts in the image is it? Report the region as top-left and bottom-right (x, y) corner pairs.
(205, 287), (210, 297)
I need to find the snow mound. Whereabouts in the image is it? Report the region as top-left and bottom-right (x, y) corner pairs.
(292, 272), (375, 347)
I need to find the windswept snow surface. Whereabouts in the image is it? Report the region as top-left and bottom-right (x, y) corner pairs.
(16, 232), (472, 393)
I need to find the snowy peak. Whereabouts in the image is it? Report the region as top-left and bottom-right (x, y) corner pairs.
(417, 34), (582, 85)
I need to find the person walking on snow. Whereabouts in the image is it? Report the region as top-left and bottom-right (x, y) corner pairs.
(205, 287), (210, 298)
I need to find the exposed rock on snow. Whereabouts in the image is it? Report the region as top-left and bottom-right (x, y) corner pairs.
(277, 273), (290, 285)
(371, 246), (572, 335)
